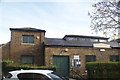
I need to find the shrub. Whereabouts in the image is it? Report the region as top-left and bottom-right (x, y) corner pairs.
(1, 60), (56, 75)
(86, 62), (120, 80)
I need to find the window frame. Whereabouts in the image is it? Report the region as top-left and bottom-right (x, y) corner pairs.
(79, 38), (99, 42)
(110, 55), (120, 62)
(85, 55), (96, 62)
(22, 35), (34, 44)
(68, 37), (78, 41)
(20, 55), (34, 65)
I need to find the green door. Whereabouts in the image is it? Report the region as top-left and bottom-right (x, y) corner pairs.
(53, 55), (69, 77)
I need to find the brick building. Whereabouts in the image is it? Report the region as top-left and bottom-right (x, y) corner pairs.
(0, 28), (120, 78)
(1, 28), (46, 66)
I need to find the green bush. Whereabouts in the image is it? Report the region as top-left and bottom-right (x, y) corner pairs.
(1, 60), (56, 75)
(86, 62), (120, 80)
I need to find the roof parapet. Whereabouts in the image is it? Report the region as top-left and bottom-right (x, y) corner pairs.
(10, 28), (46, 32)
(63, 35), (109, 40)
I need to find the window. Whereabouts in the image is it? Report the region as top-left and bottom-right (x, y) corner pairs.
(79, 38), (98, 42)
(85, 55), (96, 62)
(99, 39), (107, 42)
(21, 55), (34, 64)
(79, 38), (90, 41)
(48, 72), (65, 80)
(110, 55), (120, 62)
(68, 37), (77, 41)
(5, 73), (12, 79)
(17, 73), (51, 80)
(22, 35), (34, 44)
(90, 39), (98, 42)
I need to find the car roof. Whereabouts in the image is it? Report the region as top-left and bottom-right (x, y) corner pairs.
(9, 70), (53, 75)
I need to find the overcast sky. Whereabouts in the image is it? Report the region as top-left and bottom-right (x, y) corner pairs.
(0, 0), (98, 44)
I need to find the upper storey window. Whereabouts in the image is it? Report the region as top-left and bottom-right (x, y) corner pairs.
(67, 37), (99, 42)
(99, 39), (107, 42)
(90, 39), (98, 42)
(68, 37), (78, 41)
(22, 35), (34, 44)
(65, 35), (108, 43)
(79, 38), (98, 42)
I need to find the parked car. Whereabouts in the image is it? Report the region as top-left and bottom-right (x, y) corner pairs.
(3, 69), (66, 80)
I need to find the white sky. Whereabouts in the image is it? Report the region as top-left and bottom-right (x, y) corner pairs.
(0, 0), (99, 44)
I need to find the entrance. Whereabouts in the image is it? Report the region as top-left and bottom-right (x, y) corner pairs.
(52, 55), (69, 77)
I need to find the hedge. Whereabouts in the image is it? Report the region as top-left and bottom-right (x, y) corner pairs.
(86, 62), (120, 80)
(1, 60), (56, 75)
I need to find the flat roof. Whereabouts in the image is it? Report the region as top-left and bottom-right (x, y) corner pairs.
(63, 35), (109, 39)
(10, 28), (46, 32)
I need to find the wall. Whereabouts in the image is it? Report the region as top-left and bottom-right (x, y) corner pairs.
(118, 27), (120, 38)
(0, 43), (11, 75)
(10, 30), (45, 66)
(45, 46), (120, 78)
(1, 42), (10, 60)
(0, 46), (2, 76)
(0, 46), (2, 61)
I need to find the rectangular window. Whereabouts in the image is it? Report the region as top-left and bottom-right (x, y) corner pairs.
(85, 55), (96, 62)
(90, 39), (98, 42)
(79, 38), (87, 41)
(99, 39), (107, 42)
(22, 35), (34, 44)
(68, 37), (78, 41)
(110, 55), (120, 62)
(21, 55), (34, 64)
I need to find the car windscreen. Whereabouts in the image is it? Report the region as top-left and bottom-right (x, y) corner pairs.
(47, 73), (65, 80)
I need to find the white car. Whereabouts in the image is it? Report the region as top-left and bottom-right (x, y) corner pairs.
(3, 69), (66, 80)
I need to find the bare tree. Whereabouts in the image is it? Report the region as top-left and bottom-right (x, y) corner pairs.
(89, 0), (120, 39)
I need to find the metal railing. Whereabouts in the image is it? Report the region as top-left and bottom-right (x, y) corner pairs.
(70, 69), (86, 80)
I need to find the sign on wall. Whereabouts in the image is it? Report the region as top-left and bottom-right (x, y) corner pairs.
(93, 43), (111, 48)
(71, 55), (81, 67)
(74, 55), (79, 59)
